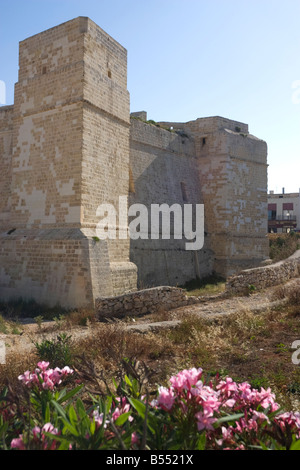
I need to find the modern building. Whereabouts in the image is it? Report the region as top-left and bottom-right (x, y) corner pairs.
(268, 189), (300, 233)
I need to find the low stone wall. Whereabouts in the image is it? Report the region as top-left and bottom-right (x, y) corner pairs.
(226, 251), (300, 294)
(95, 286), (197, 320)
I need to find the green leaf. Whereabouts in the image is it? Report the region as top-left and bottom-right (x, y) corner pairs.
(124, 375), (132, 388)
(132, 378), (139, 397)
(76, 398), (87, 420)
(105, 395), (113, 415)
(90, 418), (96, 436)
(215, 412), (244, 425)
(114, 412), (132, 427)
(290, 439), (300, 450)
(195, 432), (206, 450)
(43, 432), (73, 448)
(45, 402), (50, 423)
(68, 405), (78, 427)
(127, 397), (156, 434)
(51, 400), (79, 436)
(57, 384), (83, 404)
(112, 377), (118, 390)
(128, 397), (146, 416)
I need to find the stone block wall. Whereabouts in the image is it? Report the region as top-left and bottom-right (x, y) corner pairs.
(226, 251), (300, 294)
(129, 116), (214, 288)
(137, 116), (269, 280)
(0, 106), (13, 230)
(95, 286), (193, 319)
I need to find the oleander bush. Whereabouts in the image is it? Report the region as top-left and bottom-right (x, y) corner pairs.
(1, 360), (299, 450)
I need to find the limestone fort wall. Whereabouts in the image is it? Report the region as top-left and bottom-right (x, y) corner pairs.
(0, 17), (269, 308)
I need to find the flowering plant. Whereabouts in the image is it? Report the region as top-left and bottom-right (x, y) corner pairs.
(1, 363), (300, 450)
(18, 361), (74, 391)
(148, 367), (300, 450)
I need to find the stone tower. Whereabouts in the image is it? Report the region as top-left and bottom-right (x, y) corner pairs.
(0, 17), (269, 309)
(0, 17), (137, 308)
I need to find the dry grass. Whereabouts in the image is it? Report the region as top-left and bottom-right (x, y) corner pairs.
(0, 275), (299, 410)
(0, 300), (299, 410)
(181, 274), (226, 297)
(70, 323), (176, 388)
(272, 282), (300, 311)
(268, 232), (300, 262)
(0, 352), (38, 390)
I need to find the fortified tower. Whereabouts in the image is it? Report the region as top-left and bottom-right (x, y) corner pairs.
(0, 17), (269, 309)
(0, 17), (137, 307)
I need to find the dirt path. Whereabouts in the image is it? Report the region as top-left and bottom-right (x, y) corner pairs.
(126, 283), (292, 332)
(2, 278), (298, 360)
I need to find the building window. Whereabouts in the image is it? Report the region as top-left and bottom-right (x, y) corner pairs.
(268, 210), (276, 220)
(268, 203), (277, 220)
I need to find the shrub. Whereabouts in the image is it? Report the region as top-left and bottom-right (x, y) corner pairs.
(1, 363), (300, 450)
(34, 334), (73, 369)
(269, 233), (300, 262)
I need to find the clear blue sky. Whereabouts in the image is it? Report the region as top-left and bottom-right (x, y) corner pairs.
(1, 0), (299, 193)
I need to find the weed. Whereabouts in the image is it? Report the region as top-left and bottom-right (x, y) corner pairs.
(250, 375), (270, 390)
(181, 274), (225, 297)
(269, 232), (300, 262)
(34, 315), (44, 331)
(0, 315), (8, 334)
(248, 284), (257, 294)
(287, 381), (300, 395)
(53, 314), (66, 329)
(34, 333), (73, 368)
(275, 343), (290, 354)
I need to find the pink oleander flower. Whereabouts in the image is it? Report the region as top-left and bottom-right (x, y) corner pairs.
(252, 410), (270, 423)
(224, 399), (236, 408)
(37, 361), (50, 371)
(256, 387), (278, 410)
(18, 370), (38, 386)
(201, 394), (221, 416)
(10, 437), (25, 450)
(237, 382), (254, 402)
(112, 397), (133, 423)
(156, 386), (175, 411)
(275, 411), (300, 437)
(195, 410), (217, 431)
(18, 363), (73, 391)
(93, 408), (110, 429)
(131, 431), (139, 445)
(61, 366), (74, 375)
(10, 423), (59, 450)
(222, 425), (234, 440)
(216, 377), (238, 397)
(170, 368), (202, 392)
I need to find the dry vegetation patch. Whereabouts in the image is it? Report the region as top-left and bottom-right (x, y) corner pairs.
(268, 232), (300, 262)
(0, 255), (299, 412)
